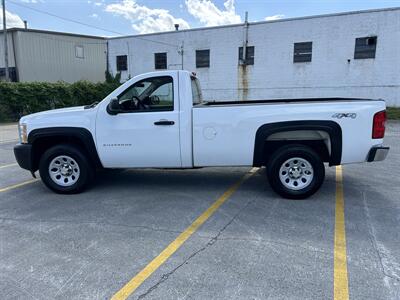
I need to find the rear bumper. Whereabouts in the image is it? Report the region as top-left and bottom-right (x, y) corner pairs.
(367, 146), (390, 162)
(14, 143), (33, 171)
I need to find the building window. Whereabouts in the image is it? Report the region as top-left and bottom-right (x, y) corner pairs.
(75, 45), (84, 59)
(154, 52), (167, 69)
(354, 36), (377, 59)
(196, 49), (210, 68)
(238, 46), (254, 65)
(294, 42), (312, 63)
(116, 55), (128, 71)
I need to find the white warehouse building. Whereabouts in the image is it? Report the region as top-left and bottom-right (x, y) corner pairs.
(108, 7), (400, 107)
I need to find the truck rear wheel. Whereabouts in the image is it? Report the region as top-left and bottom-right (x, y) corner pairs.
(266, 144), (325, 199)
(39, 144), (94, 194)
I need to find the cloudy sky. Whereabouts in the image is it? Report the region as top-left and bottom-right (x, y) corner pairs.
(1, 0), (399, 36)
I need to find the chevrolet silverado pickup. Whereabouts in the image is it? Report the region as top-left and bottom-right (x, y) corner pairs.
(14, 70), (389, 199)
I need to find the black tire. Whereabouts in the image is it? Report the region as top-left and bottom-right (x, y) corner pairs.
(39, 144), (94, 194)
(266, 144), (325, 199)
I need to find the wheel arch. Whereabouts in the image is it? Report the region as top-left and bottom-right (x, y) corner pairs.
(28, 127), (102, 172)
(253, 121), (342, 167)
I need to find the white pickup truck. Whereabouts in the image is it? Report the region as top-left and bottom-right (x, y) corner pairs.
(14, 70), (389, 199)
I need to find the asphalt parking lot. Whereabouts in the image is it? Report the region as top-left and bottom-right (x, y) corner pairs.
(0, 122), (399, 300)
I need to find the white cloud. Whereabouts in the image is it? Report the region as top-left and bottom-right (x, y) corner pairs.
(91, 0), (106, 6)
(185, 0), (241, 26)
(0, 8), (24, 29)
(265, 14), (285, 21)
(90, 13), (99, 18)
(105, 0), (190, 34)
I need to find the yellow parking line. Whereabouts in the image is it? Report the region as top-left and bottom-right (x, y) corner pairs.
(0, 163), (18, 169)
(334, 166), (349, 300)
(111, 168), (258, 300)
(0, 179), (39, 193)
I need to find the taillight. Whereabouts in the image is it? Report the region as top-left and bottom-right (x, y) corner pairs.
(372, 110), (386, 139)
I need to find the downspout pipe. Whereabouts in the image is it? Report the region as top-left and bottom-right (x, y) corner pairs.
(242, 11), (249, 63)
(11, 30), (19, 82)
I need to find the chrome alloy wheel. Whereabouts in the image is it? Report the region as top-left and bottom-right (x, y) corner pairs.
(279, 157), (314, 191)
(48, 155), (80, 187)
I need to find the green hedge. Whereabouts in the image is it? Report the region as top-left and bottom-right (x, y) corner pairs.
(0, 81), (121, 122)
(387, 107), (400, 120)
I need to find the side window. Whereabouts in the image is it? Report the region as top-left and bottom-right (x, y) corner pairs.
(191, 77), (203, 105)
(117, 76), (173, 112)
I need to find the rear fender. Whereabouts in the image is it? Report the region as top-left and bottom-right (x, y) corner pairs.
(253, 121), (342, 166)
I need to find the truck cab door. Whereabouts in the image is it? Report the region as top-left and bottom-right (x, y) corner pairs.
(95, 74), (181, 168)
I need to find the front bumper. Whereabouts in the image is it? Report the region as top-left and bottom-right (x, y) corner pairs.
(14, 143), (33, 171)
(367, 146), (390, 162)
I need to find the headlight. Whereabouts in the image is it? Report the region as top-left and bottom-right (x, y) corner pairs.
(19, 123), (28, 144)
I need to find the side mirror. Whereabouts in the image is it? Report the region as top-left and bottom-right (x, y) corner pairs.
(107, 98), (120, 115)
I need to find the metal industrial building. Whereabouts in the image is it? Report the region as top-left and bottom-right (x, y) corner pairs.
(108, 7), (400, 107)
(0, 28), (107, 83)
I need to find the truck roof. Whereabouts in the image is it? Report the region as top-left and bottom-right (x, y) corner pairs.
(132, 70), (192, 77)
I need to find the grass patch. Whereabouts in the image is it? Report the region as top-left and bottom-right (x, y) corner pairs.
(387, 107), (400, 120)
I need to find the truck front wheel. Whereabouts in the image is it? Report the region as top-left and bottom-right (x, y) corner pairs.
(266, 145), (325, 199)
(39, 144), (94, 194)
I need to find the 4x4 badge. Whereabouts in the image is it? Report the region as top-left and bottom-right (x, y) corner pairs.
(332, 113), (357, 119)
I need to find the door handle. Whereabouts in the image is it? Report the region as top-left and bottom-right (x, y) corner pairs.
(154, 120), (175, 126)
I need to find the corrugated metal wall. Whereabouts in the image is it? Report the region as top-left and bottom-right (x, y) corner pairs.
(0, 32), (16, 68)
(13, 31), (106, 83)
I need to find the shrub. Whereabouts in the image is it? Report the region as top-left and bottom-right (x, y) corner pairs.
(0, 80), (121, 122)
(387, 107), (400, 120)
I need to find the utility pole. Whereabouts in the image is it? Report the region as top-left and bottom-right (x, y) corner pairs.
(2, 0), (9, 81)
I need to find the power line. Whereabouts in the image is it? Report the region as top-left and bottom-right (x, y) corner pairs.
(114, 35), (181, 48)
(8, 0), (127, 35)
(7, 0), (181, 48)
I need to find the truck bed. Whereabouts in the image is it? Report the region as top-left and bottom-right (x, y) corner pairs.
(192, 98), (385, 167)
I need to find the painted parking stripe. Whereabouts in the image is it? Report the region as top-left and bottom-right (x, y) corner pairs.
(0, 179), (39, 193)
(334, 166), (349, 300)
(111, 168), (259, 300)
(0, 163), (18, 169)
